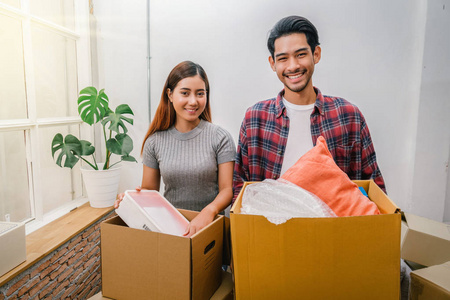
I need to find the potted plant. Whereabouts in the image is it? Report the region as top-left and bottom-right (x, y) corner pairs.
(51, 86), (137, 207)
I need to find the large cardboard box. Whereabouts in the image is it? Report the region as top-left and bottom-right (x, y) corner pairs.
(401, 212), (450, 267)
(230, 180), (401, 300)
(410, 261), (450, 300)
(101, 209), (224, 300)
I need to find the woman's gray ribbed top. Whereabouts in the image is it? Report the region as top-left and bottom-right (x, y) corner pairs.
(142, 120), (236, 212)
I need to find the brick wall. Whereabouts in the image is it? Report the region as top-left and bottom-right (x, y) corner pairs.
(0, 212), (114, 300)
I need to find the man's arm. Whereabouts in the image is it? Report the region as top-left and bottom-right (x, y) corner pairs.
(232, 119), (249, 204)
(360, 116), (386, 193)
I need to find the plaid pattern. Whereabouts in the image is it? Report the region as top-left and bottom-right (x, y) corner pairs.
(233, 87), (386, 201)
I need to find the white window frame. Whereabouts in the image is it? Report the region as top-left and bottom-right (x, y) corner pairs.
(0, 0), (93, 234)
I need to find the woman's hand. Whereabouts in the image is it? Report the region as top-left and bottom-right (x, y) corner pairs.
(183, 206), (217, 237)
(114, 186), (142, 209)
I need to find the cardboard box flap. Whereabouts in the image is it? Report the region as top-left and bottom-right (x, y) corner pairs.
(404, 213), (450, 241)
(401, 213), (450, 267)
(353, 180), (399, 214)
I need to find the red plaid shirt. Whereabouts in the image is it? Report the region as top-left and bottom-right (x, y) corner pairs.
(233, 87), (386, 201)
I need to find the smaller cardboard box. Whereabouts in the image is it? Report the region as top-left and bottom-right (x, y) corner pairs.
(230, 180), (401, 300)
(101, 209), (224, 300)
(410, 261), (450, 300)
(0, 222), (26, 277)
(401, 213), (450, 266)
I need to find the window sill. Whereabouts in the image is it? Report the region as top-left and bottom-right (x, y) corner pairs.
(0, 203), (114, 286)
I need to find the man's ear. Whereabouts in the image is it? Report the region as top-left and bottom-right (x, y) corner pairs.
(167, 88), (173, 102)
(313, 45), (321, 64)
(268, 56), (276, 71)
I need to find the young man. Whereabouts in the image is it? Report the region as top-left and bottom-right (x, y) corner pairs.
(233, 15), (386, 201)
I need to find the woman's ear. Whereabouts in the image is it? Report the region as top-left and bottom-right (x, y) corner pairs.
(167, 88), (173, 102)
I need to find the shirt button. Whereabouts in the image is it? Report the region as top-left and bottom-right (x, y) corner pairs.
(273, 175), (277, 179)
(277, 150), (282, 154)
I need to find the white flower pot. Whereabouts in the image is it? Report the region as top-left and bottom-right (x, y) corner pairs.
(81, 163), (121, 208)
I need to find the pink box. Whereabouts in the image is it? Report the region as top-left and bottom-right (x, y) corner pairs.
(115, 190), (190, 236)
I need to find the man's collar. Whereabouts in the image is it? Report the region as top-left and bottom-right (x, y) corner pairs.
(276, 87), (324, 118)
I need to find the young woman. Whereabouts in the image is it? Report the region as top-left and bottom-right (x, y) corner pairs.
(115, 61), (236, 237)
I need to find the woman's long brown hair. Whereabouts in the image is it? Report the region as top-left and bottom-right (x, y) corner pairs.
(141, 61), (212, 154)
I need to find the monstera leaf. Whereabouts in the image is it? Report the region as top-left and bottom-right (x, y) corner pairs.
(51, 134), (82, 168)
(77, 87), (109, 125)
(52, 134), (96, 169)
(101, 104), (134, 134)
(106, 133), (137, 162)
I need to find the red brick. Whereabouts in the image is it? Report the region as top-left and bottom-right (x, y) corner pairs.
(87, 231), (100, 242)
(87, 246), (100, 260)
(69, 266), (84, 282)
(83, 256), (97, 271)
(31, 259), (51, 278)
(17, 276), (40, 297)
(82, 241), (95, 255)
(38, 279), (58, 299)
(59, 249), (75, 264)
(73, 256), (84, 270)
(27, 276), (50, 297)
(39, 262), (59, 279)
(68, 235), (82, 250)
(68, 251), (83, 265)
(91, 259), (101, 271)
(74, 238), (87, 252)
(50, 263), (68, 280)
(76, 269), (89, 283)
(7, 274), (30, 296)
(78, 286), (91, 300)
(51, 280), (69, 297)
(57, 265), (74, 283)
(0, 293), (5, 300)
(87, 287), (100, 299)
(61, 284), (76, 299)
(82, 227), (95, 239)
(50, 247), (68, 263)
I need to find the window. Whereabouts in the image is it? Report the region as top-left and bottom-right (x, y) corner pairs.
(0, 0), (91, 233)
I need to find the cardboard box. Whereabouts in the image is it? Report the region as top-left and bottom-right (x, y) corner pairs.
(101, 210), (224, 300)
(0, 222), (26, 277)
(401, 212), (450, 267)
(230, 180), (401, 300)
(410, 261), (450, 300)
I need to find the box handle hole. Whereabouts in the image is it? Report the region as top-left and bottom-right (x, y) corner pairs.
(204, 240), (215, 254)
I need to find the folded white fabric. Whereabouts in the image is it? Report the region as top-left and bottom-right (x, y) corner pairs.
(241, 179), (336, 224)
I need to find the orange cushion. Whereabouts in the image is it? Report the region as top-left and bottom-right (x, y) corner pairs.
(281, 136), (380, 217)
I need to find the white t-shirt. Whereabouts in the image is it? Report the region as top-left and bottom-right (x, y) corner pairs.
(280, 98), (315, 176)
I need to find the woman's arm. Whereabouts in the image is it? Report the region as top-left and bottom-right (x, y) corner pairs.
(141, 164), (161, 191)
(183, 160), (234, 237)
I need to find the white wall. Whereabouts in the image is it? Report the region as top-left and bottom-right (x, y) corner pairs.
(91, 1), (148, 191)
(93, 0), (450, 222)
(411, 0), (450, 221)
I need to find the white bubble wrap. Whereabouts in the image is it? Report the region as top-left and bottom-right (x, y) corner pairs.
(241, 179), (336, 224)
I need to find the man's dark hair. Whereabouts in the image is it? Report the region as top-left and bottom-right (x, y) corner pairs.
(267, 16), (320, 59)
